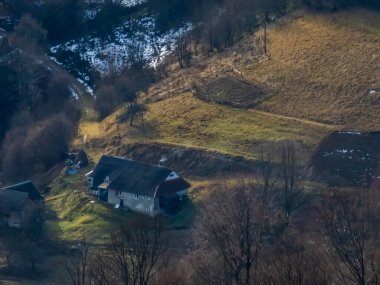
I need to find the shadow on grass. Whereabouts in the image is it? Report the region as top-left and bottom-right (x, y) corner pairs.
(166, 198), (197, 230)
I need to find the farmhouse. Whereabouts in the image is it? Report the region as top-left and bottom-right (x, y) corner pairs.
(86, 155), (191, 216)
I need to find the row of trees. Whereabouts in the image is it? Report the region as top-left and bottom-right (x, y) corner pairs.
(93, 62), (154, 126)
(188, 0), (286, 52)
(192, 146), (380, 285)
(0, 54), (79, 185)
(0, 12), (81, 184)
(64, 218), (169, 285)
(3, 0), (142, 43)
(303, 0), (380, 10)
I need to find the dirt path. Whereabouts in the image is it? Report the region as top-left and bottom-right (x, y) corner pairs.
(249, 108), (339, 129)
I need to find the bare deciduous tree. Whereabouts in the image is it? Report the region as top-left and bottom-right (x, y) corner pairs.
(64, 235), (91, 285)
(174, 32), (191, 68)
(106, 217), (169, 285)
(281, 143), (297, 219)
(257, 147), (276, 210)
(10, 14), (47, 54)
(193, 182), (263, 285)
(323, 189), (380, 285)
(258, 239), (329, 285)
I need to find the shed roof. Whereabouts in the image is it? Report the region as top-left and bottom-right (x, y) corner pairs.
(2, 180), (42, 201)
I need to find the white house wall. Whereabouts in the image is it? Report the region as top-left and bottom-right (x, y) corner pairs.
(165, 171), (179, 181)
(108, 189), (160, 217)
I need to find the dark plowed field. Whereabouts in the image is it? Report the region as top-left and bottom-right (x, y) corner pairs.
(312, 131), (380, 187)
(194, 76), (269, 108)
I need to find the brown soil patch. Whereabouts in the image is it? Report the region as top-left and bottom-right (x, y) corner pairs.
(194, 76), (269, 108)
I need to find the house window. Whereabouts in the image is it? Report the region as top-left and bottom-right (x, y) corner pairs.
(134, 194), (139, 200)
(116, 191), (122, 197)
(87, 177), (93, 187)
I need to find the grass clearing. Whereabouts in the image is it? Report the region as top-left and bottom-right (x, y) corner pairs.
(82, 93), (335, 160)
(45, 167), (132, 241)
(45, 166), (199, 242)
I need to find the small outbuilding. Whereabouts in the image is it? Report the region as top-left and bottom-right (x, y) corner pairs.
(0, 190), (35, 229)
(2, 180), (44, 203)
(0, 181), (44, 231)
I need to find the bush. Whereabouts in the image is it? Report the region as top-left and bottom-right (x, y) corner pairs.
(1, 114), (75, 182)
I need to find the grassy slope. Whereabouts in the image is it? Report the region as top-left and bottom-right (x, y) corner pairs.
(46, 9), (378, 243)
(147, 9), (380, 130)
(81, 92), (335, 160)
(44, 167), (128, 241)
(56, 92), (333, 241)
(247, 9), (380, 129)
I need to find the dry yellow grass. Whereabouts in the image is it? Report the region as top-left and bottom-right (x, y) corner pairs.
(80, 93), (335, 160)
(146, 9), (380, 130)
(78, 9), (380, 166)
(247, 9), (380, 129)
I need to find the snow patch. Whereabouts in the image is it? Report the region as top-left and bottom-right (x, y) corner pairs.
(122, 0), (146, 7)
(69, 87), (80, 101)
(338, 131), (362, 135)
(50, 16), (191, 81)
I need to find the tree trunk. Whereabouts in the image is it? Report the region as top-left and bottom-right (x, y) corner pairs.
(141, 112), (145, 135)
(263, 19), (267, 55)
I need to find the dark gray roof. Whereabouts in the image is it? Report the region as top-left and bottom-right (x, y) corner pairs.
(91, 155), (176, 197)
(2, 180), (42, 201)
(0, 190), (30, 213)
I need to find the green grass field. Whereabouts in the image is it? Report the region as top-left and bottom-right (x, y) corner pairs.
(45, 166), (197, 242)
(80, 92), (336, 161)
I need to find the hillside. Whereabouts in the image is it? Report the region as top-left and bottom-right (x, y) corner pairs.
(251, 9), (380, 129)
(80, 92), (335, 162)
(2, 7), (379, 285)
(146, 8), (380, 130)
(49, 8), (380, 244)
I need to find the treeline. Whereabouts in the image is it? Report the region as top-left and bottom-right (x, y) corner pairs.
(303, 0), (380, 10)
(192, 0), (285, 52)
(2, 0), (143, 43)
(3, 0), (378, 46)
(0, 36), (79, 184)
